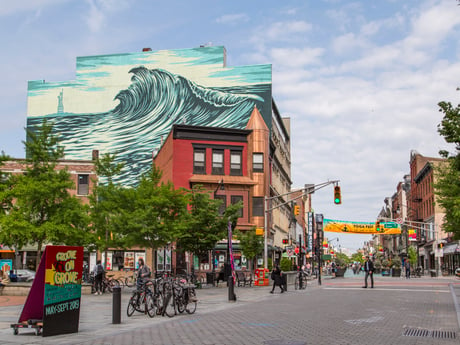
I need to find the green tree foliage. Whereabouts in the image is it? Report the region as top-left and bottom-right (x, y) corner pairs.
(175, 185), (242, 258)
(407, 245), (417, 266)
(434, 101), (460, 239)
(350, 252), (364, 264)
(236, 227), (264, 275)
(117, 165), (189, 268)
(0, 120), (89, 268)
(334, 252), (349, 268)
(88, 153), (125, 259)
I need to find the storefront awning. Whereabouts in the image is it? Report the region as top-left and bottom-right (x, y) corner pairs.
(443, 243), (459, 255)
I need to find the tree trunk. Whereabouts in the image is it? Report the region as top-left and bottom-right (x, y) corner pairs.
(35, 241), (43, 271)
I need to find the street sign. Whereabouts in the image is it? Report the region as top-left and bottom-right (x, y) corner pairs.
(383, 222), (399, 228)
(396, 218), (403, 224)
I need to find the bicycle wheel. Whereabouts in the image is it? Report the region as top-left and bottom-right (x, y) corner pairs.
(185, 288), (197, 314)
(164, 293), (176, 318)
(155, 291), (164, 315)
(146, 294), (156, 318)
(127, 295), (136, 317)
(125, 275), (136, 287)
(294, 277), (299, 290)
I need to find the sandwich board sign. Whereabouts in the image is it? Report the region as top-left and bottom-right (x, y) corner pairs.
(13, 245), (83, 337)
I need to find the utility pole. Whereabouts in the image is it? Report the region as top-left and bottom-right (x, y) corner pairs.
(316, 214), (324, 286)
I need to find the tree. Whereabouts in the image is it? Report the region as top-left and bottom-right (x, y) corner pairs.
(118, 165), (189, 269)
(0, 120), (89, 268)
(236, 227), (264, 277)
(434, 101), (460, 239)
(88, 153), (125, 268)
(175, 185), (243, 260)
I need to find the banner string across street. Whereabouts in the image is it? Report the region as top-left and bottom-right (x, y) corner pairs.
(323, 219), (401, 235)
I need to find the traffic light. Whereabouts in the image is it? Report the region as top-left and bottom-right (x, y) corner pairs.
(375, 221), (382, 232)
(334, 186), (341, 204)
(282, 239), (289, 244)
(255, 228), (264, 236)
(294, 205), (300, 215)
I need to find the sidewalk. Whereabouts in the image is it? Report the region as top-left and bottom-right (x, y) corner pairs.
(0, 276), (458, 345)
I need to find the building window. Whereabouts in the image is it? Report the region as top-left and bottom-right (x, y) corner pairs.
(215, 195), (226, 216)
(252, 197), (264, 217)
(253, 153), (264, 172)
(212, 149), (224, 175)
(231, 195), (243, 218)
(193, 148), (206, 174)
(230, 151), (242, 176)
(78, 174), (89, 195)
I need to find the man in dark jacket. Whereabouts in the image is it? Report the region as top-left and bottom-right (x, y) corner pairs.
(362, 256), (374, 288)
(270, 264), (285, 293)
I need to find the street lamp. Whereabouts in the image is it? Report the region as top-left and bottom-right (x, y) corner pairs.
(214, 179), (236, 301)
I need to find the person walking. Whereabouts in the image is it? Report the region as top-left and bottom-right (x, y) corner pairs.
(93, 260), (105, 295)
(270, 264), (285, 293)
(362, 256), (374, 288)
(405, 260), (411, 279)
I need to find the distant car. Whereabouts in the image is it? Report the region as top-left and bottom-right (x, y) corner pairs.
(11, 269), (36, 282)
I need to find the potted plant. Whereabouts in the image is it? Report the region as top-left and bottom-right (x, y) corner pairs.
(373, 259), (382, 274)
(391, 259), (402, 277)
(381, 259), (391, 276)
(334, 253), (348, 277)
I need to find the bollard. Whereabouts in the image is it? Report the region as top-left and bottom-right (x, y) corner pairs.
(228, 275), (236, 301)
(112, 286), (121, 324)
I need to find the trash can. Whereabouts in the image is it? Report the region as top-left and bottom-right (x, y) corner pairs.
(430, 270), (437, 277)
(206, 272), (215, 285)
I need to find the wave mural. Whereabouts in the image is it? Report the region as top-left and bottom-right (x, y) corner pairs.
(27, 66), (270, 186)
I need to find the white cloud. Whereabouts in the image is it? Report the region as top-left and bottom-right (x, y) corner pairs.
(0, 0), (69, 16)
(215, 13), (249, 24)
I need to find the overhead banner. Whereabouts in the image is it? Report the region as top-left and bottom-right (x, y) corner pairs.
(324, 219), (401, 234)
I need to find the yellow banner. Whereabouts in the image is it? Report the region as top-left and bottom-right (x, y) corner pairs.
(324, 219), (401, 234)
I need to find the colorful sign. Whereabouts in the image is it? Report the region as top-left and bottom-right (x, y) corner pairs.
(324, 219), (401, 234)
(0, 259), (13, 274)
(408, 229), (417, 241)
(17, 245), (83, 337)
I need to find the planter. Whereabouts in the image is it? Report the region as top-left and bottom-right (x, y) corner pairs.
(373, 268), (381, 274)
(335, 268), (347, 277)
(381, 270), (390, 276)
(391, 268), (401, 277)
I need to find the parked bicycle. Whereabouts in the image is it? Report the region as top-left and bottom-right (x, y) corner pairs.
(127, 280), (156, 317)
(294, 271), (307, 290)
(162, 277), (197, 317)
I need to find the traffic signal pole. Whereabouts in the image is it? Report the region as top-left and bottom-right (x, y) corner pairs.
(263, 180), (340, 269)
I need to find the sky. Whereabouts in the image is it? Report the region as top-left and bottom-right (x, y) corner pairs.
(0, 0), (459, 251)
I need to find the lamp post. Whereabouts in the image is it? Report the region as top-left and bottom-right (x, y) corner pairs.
(214, 179), (236, 301)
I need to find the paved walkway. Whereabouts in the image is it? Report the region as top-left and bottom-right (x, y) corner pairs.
(0, 275), (458, 344)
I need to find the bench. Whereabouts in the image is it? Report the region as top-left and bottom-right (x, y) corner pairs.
(236, 271), (252, 287)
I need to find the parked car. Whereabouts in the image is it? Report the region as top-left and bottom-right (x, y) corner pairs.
(11, 269), (36, 282)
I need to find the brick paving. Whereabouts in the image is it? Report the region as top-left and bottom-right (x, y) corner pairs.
(0, 275), (458, 345)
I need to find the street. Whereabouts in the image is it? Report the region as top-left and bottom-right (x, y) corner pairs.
(0, 275), (459, 345)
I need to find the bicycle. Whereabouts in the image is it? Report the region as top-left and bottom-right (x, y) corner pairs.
(127, 281), (156, 317)
(162, 277), (197, 317)
(294, 271), (307, 290)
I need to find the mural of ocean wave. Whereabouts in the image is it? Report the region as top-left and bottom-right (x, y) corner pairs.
(27, 67), (270, 186)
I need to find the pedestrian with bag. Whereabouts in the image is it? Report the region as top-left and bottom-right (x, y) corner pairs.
(93, 260), (105, 295)
(270, 263), (285, 293)
(362, 255), (374, 288)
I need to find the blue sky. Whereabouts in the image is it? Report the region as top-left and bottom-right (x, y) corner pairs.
(1, 0), (459, 251)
